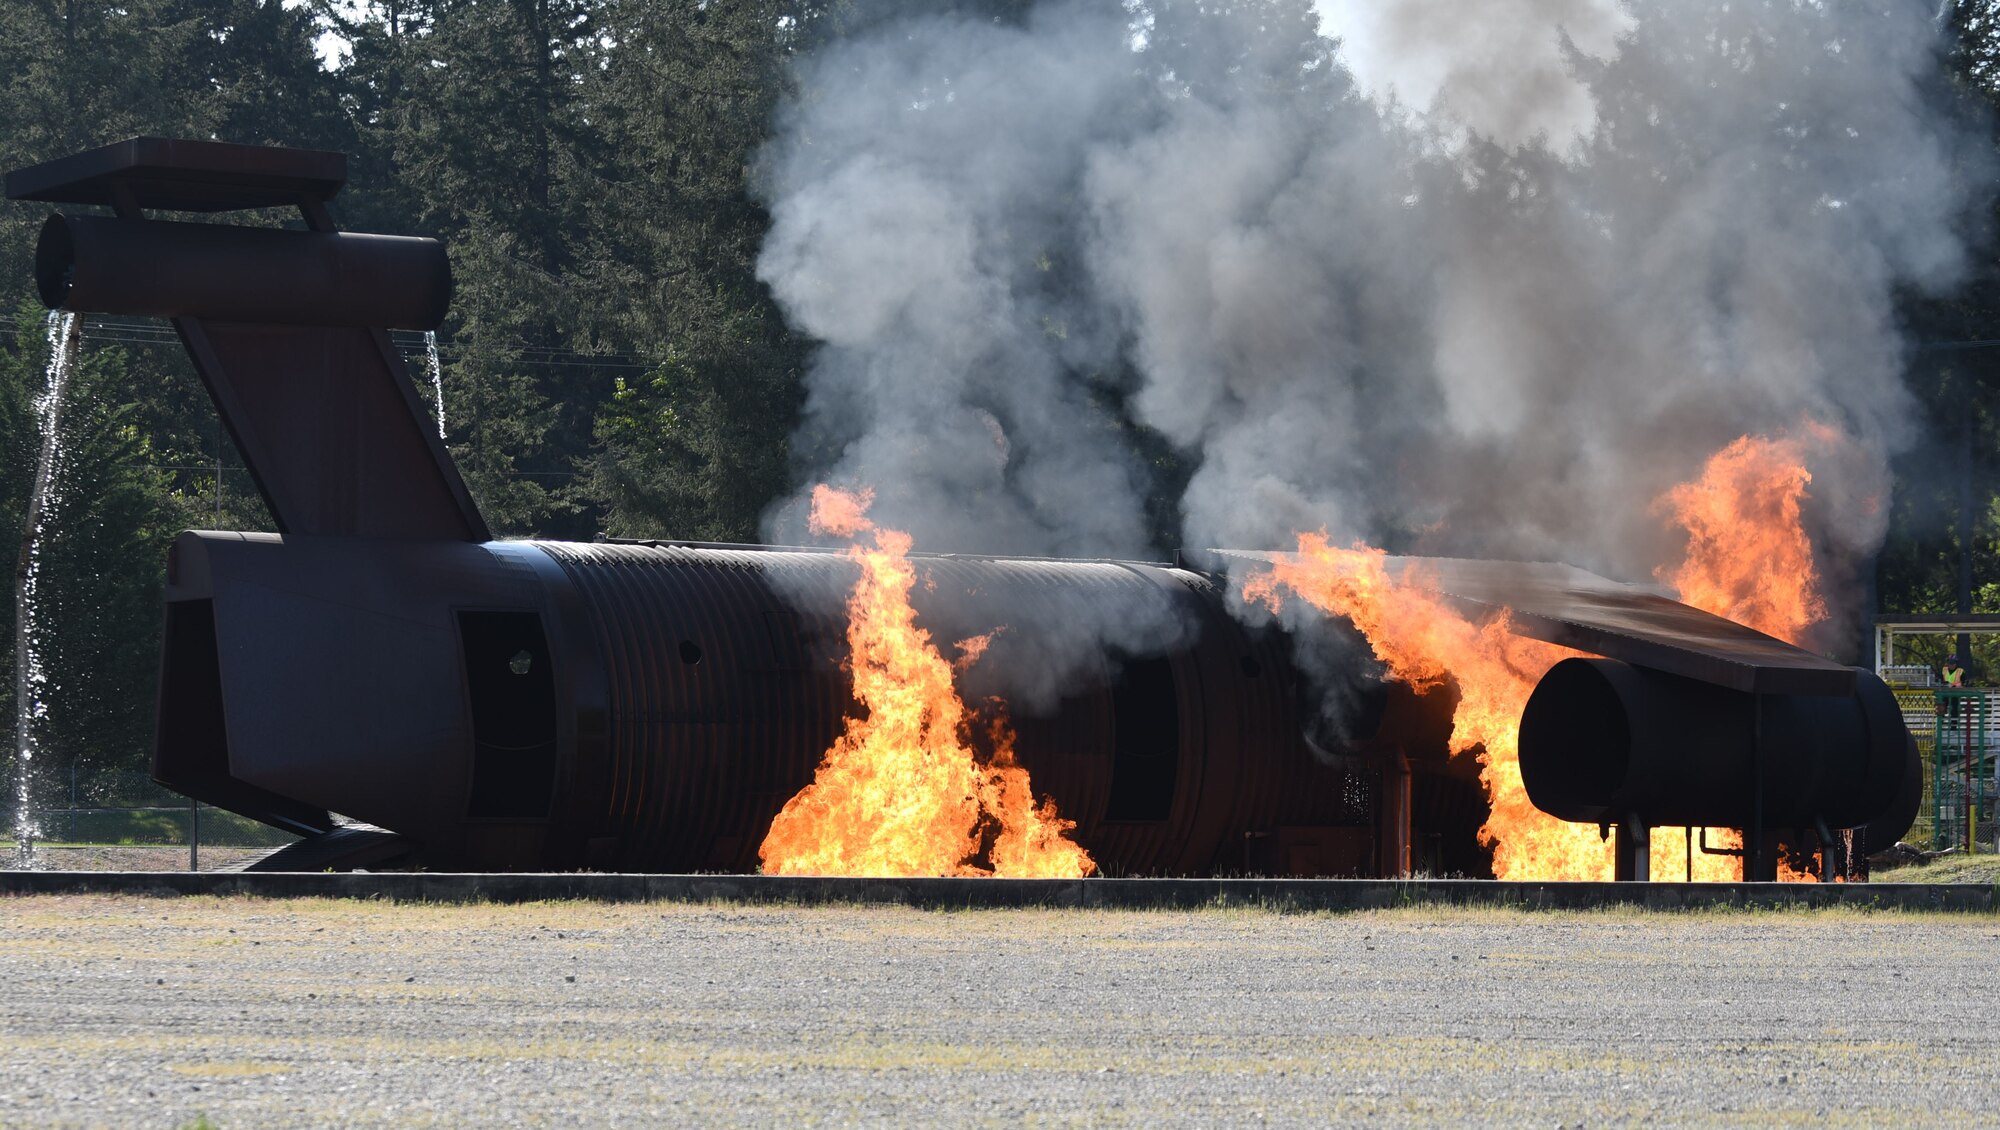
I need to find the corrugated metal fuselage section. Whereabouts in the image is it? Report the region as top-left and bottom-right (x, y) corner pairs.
(156, 533), (1399, 875)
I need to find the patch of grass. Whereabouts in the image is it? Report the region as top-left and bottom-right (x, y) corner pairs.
(5, 807), (296, 847)
(1872, 851), (2000, 886)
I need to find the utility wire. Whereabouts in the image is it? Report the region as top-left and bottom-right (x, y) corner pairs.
(0, 319), (662, 369)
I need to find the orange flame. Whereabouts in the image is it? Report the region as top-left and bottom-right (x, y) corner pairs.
(1654, 431), (1832, 881)
(808, 483), (876, 539)
(757, 486), (1096, 878)
(1243, 535), (1603, 879)
(1654, 433), (1826, 645)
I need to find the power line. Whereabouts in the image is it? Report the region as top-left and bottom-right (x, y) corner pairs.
(0, 319), (663, 370)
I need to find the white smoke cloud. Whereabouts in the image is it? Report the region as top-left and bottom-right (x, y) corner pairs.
(1316, 0), (1633, 150)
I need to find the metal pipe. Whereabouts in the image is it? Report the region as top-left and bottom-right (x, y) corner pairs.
(1698, 827), (1741, 857)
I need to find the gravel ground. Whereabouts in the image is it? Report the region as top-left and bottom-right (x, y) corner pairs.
(1, 896), (1996, 1129)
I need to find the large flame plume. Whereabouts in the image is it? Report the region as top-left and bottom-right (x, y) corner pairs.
(758, 486), (1096, 878)
(1655, 431), (1827, 645)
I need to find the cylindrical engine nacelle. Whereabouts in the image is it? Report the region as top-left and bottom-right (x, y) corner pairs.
(1518, 657), (1915, 833)
(36, 213), (450, 328)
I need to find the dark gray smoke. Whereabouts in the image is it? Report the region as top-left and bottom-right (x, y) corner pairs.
(755, 0), (1979, 676)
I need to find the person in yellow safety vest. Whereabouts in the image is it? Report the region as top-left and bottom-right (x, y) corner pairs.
(1940, 654), (1968, 723)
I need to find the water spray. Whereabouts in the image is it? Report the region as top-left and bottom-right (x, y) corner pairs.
(11, 311), (79, 869)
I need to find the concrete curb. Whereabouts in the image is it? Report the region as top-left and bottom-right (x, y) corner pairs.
(2, 871), (1994, 911)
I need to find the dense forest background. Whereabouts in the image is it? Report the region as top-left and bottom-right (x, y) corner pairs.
(5, 0), (2000, 807)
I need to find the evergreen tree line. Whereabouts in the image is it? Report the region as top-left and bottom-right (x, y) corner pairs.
(3, 0), (2000, 806)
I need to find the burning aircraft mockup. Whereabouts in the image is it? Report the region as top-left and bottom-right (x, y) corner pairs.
(5, 139), (1920, 880)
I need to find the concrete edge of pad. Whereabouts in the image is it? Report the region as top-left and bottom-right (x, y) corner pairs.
(0, 871), (1994, 911)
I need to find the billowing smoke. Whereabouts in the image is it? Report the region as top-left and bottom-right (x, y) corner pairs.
(756, 3), (1151, 559)
(1323, 0), (1632, 149)
(754, 0), (1979, 687)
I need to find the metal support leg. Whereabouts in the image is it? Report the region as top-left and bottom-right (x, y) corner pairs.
(1746, 695), (1776, 882)
(1614, 816), (1650, 882)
